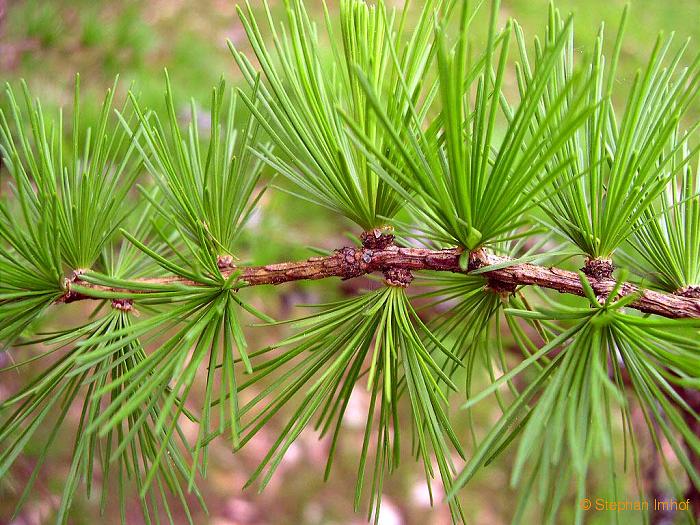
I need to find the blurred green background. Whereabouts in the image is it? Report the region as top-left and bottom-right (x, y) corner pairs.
(1, 1), (699, 524)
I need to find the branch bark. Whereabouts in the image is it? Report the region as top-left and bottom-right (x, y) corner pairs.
(56, 244), (700, 319)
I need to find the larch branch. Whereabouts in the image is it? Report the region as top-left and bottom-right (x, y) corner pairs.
(56, 244), (700, 319)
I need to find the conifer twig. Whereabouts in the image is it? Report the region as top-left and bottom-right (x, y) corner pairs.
(57, 244), (700, 319)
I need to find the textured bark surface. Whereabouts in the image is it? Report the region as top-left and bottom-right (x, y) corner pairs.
(56, 245), (700, 319)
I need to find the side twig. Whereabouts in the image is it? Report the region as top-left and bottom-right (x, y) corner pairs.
(55, 244), (700, 319)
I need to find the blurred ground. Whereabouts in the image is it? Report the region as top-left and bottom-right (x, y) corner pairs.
(1, 1), (699, 524)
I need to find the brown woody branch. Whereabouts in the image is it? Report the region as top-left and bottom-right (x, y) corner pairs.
(56, 242), (700, 319)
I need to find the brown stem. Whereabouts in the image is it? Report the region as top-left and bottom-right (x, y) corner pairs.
(56, 245), (700, 319)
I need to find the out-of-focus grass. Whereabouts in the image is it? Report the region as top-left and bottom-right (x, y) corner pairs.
(2, 0), (699, 116)
(0, 1), (698, 524)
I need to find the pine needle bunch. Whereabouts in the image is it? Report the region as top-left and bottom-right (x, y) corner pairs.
(625, 144), (700, 292)
(348, 1), (594, 252)
(415, 234), (561, 407)
(230, 0), (450, 230)
(0, 77), (270, 523)
(0, 85), (200, 522)
(1, 1), (700, 524)
(71, 78), (274, 490)
(459, 282), (700, 522)
(0, 78), (140, 344)
(239, 285), (466, 522)
(531, 6), (700, 261)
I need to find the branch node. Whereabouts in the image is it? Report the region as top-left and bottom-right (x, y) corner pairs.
(676, 285), (700, 299)
(383, 267), (413, 288)
(467, 248), (488, 272)
(59, 268), (89, 303)
(361, 227), (395, 249)
(336, 247), (366, 280)
(582, 258), (614, 280)
(217, 255), (236, 270)
(111, 298), (134, 312)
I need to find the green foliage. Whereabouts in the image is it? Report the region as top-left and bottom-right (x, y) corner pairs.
(231, 0), (449, 230)
(0, 77), (271, 523)
(349, 1), (594, 250)
(0, 212), (206, 524)
(535, 5), (700, 259)
(0, 312), (203, 524)
(0, 78), (140, 344)
(71, 78), (275, 495)
(1, 1), (700, 524)
(459, 281), (700, 522)
(127, 74), (266, 265)
(2, 77), (140, 270)
(239, 286), (465, 522)
(626, 150), (700, 291)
